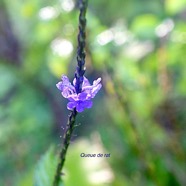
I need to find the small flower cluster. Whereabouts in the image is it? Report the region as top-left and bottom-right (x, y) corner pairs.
(56, 75), (102, 112)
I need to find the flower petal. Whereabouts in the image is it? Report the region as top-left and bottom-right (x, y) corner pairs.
(57, 75), (101, 112)
(61, 75), (71, 85)
(83, 76), (90, 87)
(76, 100), (93, 112)
(56, 75), (76, 98)
(56, 82), (63, 91)
(82, 77), (102, 98)
(67, 101), (77, 110)
(73, 78), (76, 86)
(62, 87), (71, 98)
(82, 100), (93, 109)
(76, 102), (84, 112)
(67, 94), (78, 101)
(91, 84), (102, 98)
(78, 92), (88, 101)
(93, 77), (101, 86)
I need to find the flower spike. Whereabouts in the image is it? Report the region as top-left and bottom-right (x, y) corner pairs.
(56, 75), (102, 112)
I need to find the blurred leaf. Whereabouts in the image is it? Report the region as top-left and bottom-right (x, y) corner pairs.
(34, 146), (60, 186)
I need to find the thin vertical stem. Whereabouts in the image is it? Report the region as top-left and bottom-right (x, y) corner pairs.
(53, 0), (88, 185)
(53, 109), (77, 186)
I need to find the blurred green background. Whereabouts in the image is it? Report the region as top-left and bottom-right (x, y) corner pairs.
(0, 0), (186, 185)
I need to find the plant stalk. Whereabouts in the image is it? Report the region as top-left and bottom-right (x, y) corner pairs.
(53, 109), (77, 186)
(53, 1), (88, 185)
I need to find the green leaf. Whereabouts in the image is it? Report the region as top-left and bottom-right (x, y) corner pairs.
(34, 146), (62, 186)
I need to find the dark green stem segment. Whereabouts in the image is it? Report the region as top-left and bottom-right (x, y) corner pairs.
(53, 109), (77, 186)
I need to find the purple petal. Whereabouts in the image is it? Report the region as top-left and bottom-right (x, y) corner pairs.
(73, 78), (76, 86)
(78, 92), (88, 101)
(82, 100), (93, 109)
(56, 75), (76, 98)
(61, 75), (74, 91)
(61, 87), (70, 98)
(61, 75), (71, 85)
(91, 84), (102, 98)
(82, 76), (90, 87)
(93, 78), (101, 86)
(56, 81), (63, 91)
(76, 100), (93, 112)
(82, 77), (102, 98)
(57, 75), (101, 112)
(67, 101), (77, 110)
(67, 94), (78, 101)
(56, 75), (71, 91)
(76, 103), (85, 112)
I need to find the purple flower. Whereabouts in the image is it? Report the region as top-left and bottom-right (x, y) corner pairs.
(56, 75), (102, 112)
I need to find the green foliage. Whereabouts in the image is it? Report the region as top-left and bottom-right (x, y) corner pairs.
(0, 0), (186, 185)
(34, 147), (61, 186)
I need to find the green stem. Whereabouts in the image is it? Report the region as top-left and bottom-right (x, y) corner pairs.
(53, 109), (77, 186)
(53, 1), (88, 185)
